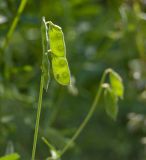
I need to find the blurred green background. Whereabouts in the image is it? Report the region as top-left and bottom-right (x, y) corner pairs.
(1, 0), (146, 159)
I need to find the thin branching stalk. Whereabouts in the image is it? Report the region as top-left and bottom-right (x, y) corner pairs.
(60, 69), (111, 156)
(31, 75), (44, 160)
(1, 0), (27, 52)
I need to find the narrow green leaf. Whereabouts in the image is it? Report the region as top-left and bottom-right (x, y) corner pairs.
(109, 70), (124, 99)
(0, 153), (20, 160)
(48, 21), (66, 57)
(41, 17), (50, 90)
(104, 86), (118, 120)
(52, 57), (70, 85)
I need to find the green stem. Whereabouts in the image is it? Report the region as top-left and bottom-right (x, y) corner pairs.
(1, 0), (27, 52)
(60, 69), (110, 156)
(42, 137), (56, 152)
(31, 75), (44, 160)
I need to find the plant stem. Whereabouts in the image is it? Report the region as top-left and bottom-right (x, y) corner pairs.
(42, 137), (56, 151)
(1, 0), (27, 52)
(31, 75), (44, 160)
(60, 69), (110, 156)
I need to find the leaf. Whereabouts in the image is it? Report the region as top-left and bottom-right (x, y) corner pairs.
(0, 153), (20, 160)
(109, 70), (124, 99)
(48, 21), (66, 57)
(41, 17), (50, 90)
(52, 57), (70, 85)
(104, 86), (118, 120)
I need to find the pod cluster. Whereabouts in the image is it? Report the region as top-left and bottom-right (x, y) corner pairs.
(41, 17), (71, 89)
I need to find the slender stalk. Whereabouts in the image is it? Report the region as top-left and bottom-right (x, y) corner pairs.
(60, 69), (110, 156)
(1, 0), (27, 52)
(42, 137), (56, 151)
(31, 75), (44, 160)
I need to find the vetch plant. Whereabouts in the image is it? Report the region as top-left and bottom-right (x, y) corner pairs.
(31, 17), (124, 160)
(58, 68), (124, 158)
(31, 17), (71, 160)
(0, 16), (124, 160)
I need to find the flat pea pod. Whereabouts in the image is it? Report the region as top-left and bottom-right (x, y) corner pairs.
(41, 17), (50, 90)
(48, 21), (66, 57)
(42, 55), (50, 90)
(41, 17), (49, 53)
(52, 57), (70, 85)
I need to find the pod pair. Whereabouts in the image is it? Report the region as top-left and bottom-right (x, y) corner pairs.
(41, 17), (70, 90)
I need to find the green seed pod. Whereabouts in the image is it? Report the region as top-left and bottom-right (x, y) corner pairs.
(41, 17), (50, 90)
(52, 57), (70, 85)
(47, 21), (71, 85)
(48, 21), (66, 57)
(41, 17), (49, 53)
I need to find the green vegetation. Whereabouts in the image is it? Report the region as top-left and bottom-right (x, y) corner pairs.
(0, 0), (146, 160)
(0, 153), (20, 160)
